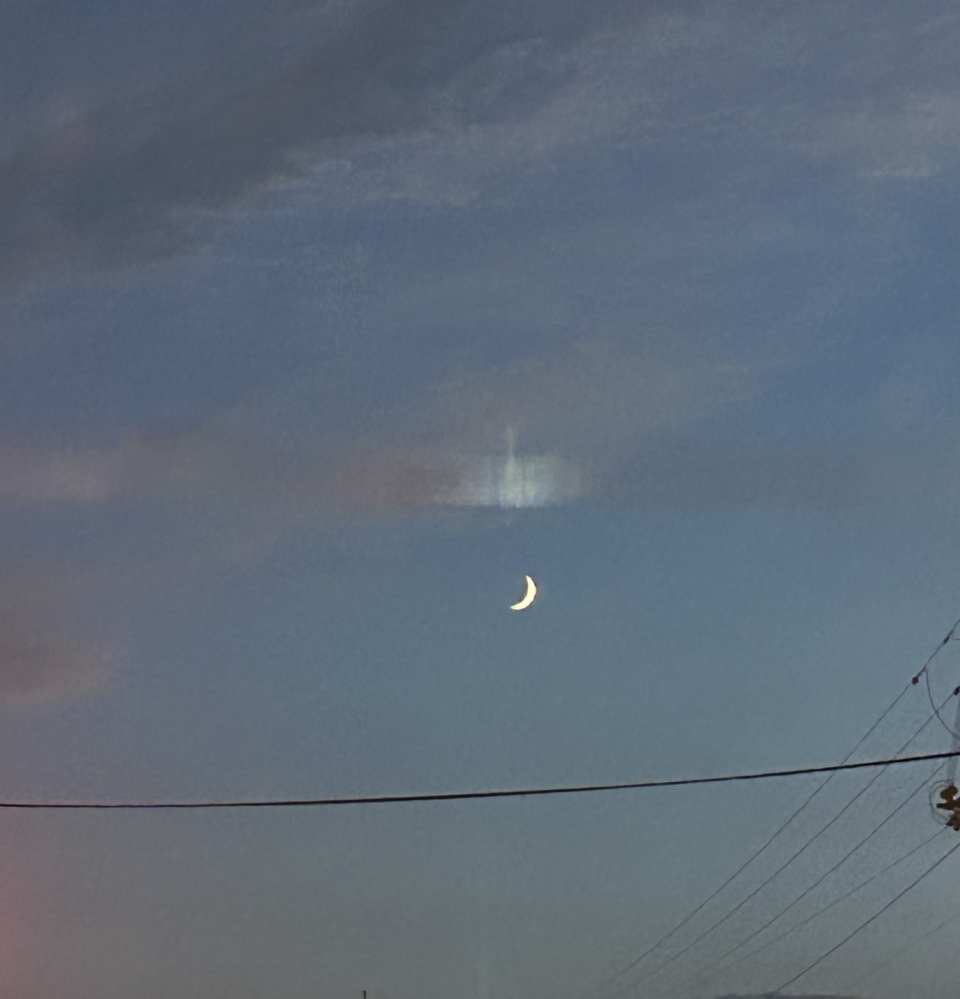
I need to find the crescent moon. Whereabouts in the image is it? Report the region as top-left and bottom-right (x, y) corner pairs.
(510, 575), (538, 611)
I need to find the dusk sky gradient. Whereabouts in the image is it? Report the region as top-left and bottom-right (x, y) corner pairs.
(0, 2), (957, 998)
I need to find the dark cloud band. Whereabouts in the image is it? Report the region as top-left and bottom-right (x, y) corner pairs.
(0, 0), (643, 295)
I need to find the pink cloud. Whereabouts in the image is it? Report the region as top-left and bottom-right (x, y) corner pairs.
(0, 571), (114, 704)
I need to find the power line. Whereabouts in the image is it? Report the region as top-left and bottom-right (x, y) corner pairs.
(911, 619), (959, 686)
(699, 827), (948, 986)
(0, 750), (956, 811)
(609, 695), (953, 995)
(675, 764), (947, 992)
(757, 840), (960, 999)
(589, 618), (958, 999)
(923, 668), (960, 739)
(589, 685), (914, 996)
(912, 619), (960, 738)
(848, 907), (960, 993)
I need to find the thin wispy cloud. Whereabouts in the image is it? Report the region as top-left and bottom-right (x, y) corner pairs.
(0, 333), (789, 515)
(274, 1), (959, 215)
(417, 339), (773, 454)
(0, 333), (937, 521)
(0, 0), (951, 305)
(0, 0), (646, 296)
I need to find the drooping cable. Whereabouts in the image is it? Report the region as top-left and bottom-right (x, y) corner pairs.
(589, 685), (914, 997)
(847, 908), (959, 994)
(0, 751), (956, 811)
(757, 840), (960, 999)
(591, 619), (958, 999)
(701, 827), (948, 985)
(910, 619), (959, 686)
(923, 670), (960, 739)
(673, 763), (947, 993)
(912, 618), (959, 739)
(612, 698), (949, 996)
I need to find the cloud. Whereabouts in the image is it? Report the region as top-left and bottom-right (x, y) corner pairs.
(603, 441), (867, 512)
(413, 339), (776, 458)
(0, 426), (869, 518)
(0, 570), (114, 704)
(0, 428), (452, 512)
(0, 411), (946, 720)
(788, 91), (960, 181)
(0, 0), (647, 296)
(0, 334), (920, 519)
(1, 0), (951, 302)
(2, 300), (952, 524)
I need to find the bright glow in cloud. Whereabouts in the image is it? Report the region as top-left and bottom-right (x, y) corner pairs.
(437, 430), (583, 508)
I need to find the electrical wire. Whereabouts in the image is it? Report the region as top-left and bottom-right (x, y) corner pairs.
(590, 618), (958, 999)
(923, 669), (960, 739)
(609, 697), (950, 996)
(674, 766), (947, 992)
(696, 827), (948, 986)
(757, 840), (960, 999)
(0, 751), (956, 810)
(847, 908), (960, 993)
(911, 619), (959, 686)
(912, 618), (960, 738)
(668, 751), (950, 988)
(589, 685), (914, 996)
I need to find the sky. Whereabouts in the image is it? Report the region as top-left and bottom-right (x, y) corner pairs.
(0, 1), (958, 997)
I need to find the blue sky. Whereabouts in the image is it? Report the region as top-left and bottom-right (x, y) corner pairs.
(0, 2), (957, 998)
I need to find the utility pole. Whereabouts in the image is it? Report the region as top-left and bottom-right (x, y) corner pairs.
(949, 687), (960, 785)
(937, 661), (960, 831)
